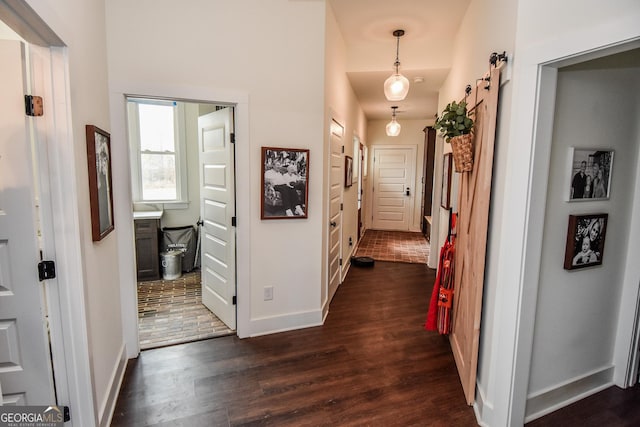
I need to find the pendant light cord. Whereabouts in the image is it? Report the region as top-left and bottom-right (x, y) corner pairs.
(394, 35), (401, 73)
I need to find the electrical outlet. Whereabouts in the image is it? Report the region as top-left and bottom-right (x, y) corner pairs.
(264, 286), (273, 301)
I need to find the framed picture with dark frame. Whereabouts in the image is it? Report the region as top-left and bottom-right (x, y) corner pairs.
(568, 148), (614, 201)
(345, 155), (353, 187)
(563, 213), (608, 270)
(86, 125), (114, 241)
(261, 147), (309, 219)
(441, 153), (452, 209)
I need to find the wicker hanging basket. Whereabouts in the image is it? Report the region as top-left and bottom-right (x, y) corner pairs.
(450, 133), (474, 172)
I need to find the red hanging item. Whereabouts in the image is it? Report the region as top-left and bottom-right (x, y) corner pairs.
(425, 238), (456, 334)
(437, 241), (455, 334)
(425, 242), (447, 331)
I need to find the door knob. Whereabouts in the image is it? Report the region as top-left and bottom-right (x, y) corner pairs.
(330, 221), (337, 227)
(406, 187), (411, 196)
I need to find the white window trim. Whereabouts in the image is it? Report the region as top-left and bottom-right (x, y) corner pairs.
(127, 97), (189, 205)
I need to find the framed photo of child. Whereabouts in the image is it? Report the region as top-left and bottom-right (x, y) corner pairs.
(563, 213), (608, 270)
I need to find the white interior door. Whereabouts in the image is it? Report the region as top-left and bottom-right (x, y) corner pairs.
(328, 126), (343, 302)
(371, 146), (416, 230)
(0, 40), (55, 405)
(198, 107), (236, 330)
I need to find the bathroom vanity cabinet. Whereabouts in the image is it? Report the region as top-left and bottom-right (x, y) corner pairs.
(134, 211), (162, 281)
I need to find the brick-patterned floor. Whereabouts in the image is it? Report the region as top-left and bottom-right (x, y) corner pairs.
(354, 230), (430, 264)
(137, 270), (235, 349)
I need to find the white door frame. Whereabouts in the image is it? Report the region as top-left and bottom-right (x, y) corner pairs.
(0, 8), (96, 426)
(110, 84), (250, 356)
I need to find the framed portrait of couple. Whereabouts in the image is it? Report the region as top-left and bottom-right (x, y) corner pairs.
(261, 147), (309, 220)
(568, 148), (614, 201)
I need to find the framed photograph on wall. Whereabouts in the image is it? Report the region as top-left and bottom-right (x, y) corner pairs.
(345, 155), (353, 187)
(568, 148), (614, 201)
(563, 213), (608, 270)
(441, 153), (452, 209)
(86, 125), (115, 241)
(261, 147), (309, 219)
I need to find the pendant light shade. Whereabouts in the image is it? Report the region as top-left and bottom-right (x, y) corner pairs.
(386, 106), (401, 137)
(384, 73), (410, 102)
(384, 30), (410, 101)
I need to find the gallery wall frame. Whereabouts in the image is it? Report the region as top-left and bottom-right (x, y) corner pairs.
(567, 148), (614, 201)
(441, 153), (452, 209)
(345, 155), (353, 187)
(563, 213), (608, 270)
(261, 147), (309, 219)
(86, 125), (115, 241)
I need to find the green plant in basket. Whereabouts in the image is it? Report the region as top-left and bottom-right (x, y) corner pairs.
(434, 101), (474, 142)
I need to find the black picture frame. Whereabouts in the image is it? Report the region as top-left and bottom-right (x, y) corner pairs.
(345, 155), (353, 187)
(86, 125), (114, 241)
(441, 153), (452, 209)
(563, 213), (608, 270)
(261, 147), (309, 219)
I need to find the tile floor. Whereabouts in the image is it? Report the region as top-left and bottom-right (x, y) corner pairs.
(137, 270), (235, 350)
(354, 229), (430, 264)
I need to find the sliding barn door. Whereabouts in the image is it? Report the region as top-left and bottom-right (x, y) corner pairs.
(449, 66), (501, 405)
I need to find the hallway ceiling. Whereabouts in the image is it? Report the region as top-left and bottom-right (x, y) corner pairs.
(329, 0), (472, 121)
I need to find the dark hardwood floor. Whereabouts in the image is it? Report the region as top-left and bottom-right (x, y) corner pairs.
(112, 261), (640, 426)
(526, 383), (640, 427)
(112, 261), (476, 426)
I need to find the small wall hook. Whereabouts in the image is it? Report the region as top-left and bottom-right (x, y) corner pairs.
(489, 51), (508, 67)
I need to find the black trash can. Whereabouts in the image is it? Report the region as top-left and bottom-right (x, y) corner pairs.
(161, 225), (197, 273)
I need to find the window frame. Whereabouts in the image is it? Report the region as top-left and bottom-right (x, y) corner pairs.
(127, 98), (189, 205)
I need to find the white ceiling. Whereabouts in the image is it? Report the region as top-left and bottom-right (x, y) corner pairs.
(328, 0), (472, 120)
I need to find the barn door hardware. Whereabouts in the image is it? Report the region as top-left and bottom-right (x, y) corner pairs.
(489, 51), (508, 67)
(25, 95), (44, 116)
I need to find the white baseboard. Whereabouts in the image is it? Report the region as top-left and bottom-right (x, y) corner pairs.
(525, 365), (614, 422)
(249, 309), (323, 337)
(473, 384), (492, 427)
(99, 344), (127, 427)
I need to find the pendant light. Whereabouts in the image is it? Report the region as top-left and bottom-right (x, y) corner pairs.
(386, 106), (401, 136)
(384, 29), (410, 101)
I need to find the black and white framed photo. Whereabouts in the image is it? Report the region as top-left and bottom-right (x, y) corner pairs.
(441, 153), (452, 209)
(344, 155), (353, 187)
(261, 147), (309, 219)
(563, 213), (608, 270)
(86, 125), (114, 241)
(568, 148), (614, 201)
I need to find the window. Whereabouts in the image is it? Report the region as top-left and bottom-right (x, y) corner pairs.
(127, 98), (188, 204)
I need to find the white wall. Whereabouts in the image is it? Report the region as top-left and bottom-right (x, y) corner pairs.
(324, 3), (368, 301)
(106, 0), (327, 338)
(23, 0), (124, 424)
(526, 66), (640, 419)
(365, 119), (432, 233)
